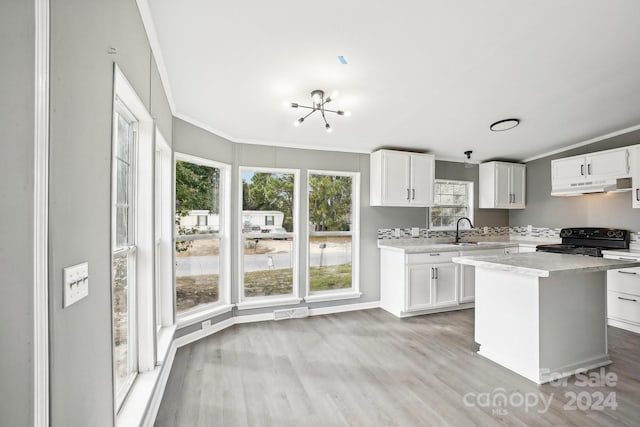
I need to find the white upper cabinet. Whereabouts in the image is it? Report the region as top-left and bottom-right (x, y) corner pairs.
(479, 161), (526, 209)
(551, 147), (630, 194)
(370, 149), (435, 207)
(631, 145), (640, 208)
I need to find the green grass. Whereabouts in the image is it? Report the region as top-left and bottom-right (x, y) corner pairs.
(310, 264), (352, 291)
(176, 263), (352, 311)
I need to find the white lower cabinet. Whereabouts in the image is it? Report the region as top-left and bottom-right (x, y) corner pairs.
(604, 254), (640, 334)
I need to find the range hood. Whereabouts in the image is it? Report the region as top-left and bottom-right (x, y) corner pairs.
(551, 177), (632, 197)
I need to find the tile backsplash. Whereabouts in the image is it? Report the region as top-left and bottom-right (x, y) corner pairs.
(377, 226), (560, 241)
(377, 226), (640, 249)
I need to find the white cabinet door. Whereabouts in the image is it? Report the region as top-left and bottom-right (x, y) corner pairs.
(432, 263), (458, 307)
(382, 151), (411, 205)
(630, 146), (640, 208)
(407, 264), (433, 311)
(510, 164), (526, 208)
(586, 149), (629, 180)
(552, 156), (586, 188)
(411, 154), (435, 206)
(494, 163), (511, 208)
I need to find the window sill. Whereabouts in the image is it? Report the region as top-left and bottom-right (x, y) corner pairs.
(236, 297), (302, 311)
(177, 304), (233, 329)
(304, 291), (362, 304)
(116, 324), (176, 426)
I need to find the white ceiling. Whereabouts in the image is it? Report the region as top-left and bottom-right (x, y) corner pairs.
(148, 0), (640, 162)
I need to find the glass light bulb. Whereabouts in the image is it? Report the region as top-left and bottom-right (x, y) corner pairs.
(344, 111), (352, 117)
(325, 123), (332, 133)
(294, 118), (303, 127)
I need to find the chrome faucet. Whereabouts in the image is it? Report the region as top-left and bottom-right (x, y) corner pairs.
(456, 217), (474, 243)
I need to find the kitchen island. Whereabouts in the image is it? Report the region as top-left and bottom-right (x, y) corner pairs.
(452, 252), (640, 384)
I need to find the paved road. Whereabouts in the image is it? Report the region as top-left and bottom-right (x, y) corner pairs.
(176, 251), (351, 276)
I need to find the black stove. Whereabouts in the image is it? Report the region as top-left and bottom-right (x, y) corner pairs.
(536, 228), (629, 257)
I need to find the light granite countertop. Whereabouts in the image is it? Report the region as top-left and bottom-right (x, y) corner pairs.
(377, 238), (557, 254)
(452, 252), (640, 277)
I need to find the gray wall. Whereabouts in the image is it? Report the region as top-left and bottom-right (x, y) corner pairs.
(510, 129), (640, 229)
(173, 118), (428, 319)
(49, 1), (172, 425)
(0, 1), (35, 426)
(435, 161), (510, 227)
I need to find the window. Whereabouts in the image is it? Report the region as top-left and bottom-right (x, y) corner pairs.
(306, 171), (360, 300)
(154, 129), (173, 338)
(110, 66), (157, 412)
(111, 100), (138, 406)
(175, 154), (230, 318)
(429, 180), (474, 229)
(239, 167), (299, 306)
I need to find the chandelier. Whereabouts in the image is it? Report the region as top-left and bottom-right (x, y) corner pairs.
(285, 90), (350, 133)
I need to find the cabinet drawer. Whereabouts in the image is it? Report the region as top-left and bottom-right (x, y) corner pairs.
(607, 268), (640, 295)
(406, 252), (456, 264)
(608, 291), (640, 324)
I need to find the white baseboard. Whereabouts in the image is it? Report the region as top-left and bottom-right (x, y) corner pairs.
(234, 312), (275, 324)
(142, 342), (177, 427)
(608, 318), (640, 334)
(175, 317), (235, 348)
(308, 301), (379, 316)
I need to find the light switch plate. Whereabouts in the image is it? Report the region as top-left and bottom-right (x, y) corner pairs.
(411, 227), (420, 237)
(394, 228), (401, 237)
(63, 262), (89, 308)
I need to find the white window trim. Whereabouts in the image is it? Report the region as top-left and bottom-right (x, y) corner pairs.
(238, 166), (300, 305)
(305, 170), (360, 301)
(174, 153), (232, 325)
(428, 179), (474, 231)
(154, 129), (174, 357)
(112, 64), (156, 414)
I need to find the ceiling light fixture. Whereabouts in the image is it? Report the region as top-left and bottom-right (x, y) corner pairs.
(286, 89), (350, 133)
(464, 150), (477, 169)
(490, 118), (520, 132)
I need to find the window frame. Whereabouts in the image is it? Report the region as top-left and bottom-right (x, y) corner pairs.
(111, 65), (156, 414)
(237, 166), (301, 310)
(304, 170), (361, 303)
(428, 179), (474, 231)
(174, 153), (232, 328)
(111, 99), (138, 407)
(153, 128), (174, 349)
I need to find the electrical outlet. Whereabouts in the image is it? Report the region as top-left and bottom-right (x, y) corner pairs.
(63, 262), (89, 308)
(411, 227), (420, 237)
(483, 226), (488, 234)
(202, 319), (212, 329)
(527, 224), (533, 234)
(394, 228), (401, 237)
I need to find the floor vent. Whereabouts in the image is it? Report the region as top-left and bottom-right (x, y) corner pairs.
(273, 307), (309, 320)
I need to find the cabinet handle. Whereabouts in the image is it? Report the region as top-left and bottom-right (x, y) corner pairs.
(434, 267), (438, 280)
(412, 189), (415, 200)
(580, 164), (584, 176)
(431, 267), (435, 279)
(588, 164), (592, 175)
(618, 270), (638, 275)
(429, 253), (441, 256)
(617, 296), (637, 302)
(636, 188), (639, 202)
(616, 257), (637, 261)
(406, 188), (410, 200)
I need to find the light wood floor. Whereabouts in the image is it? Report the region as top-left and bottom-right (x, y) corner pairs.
(155, 309), (640, 426)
